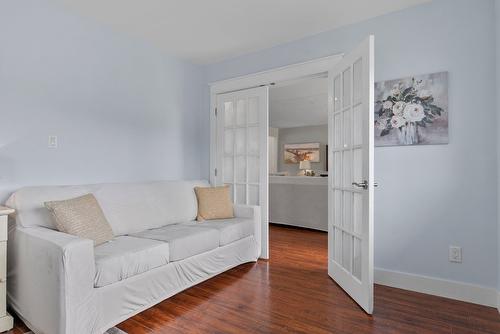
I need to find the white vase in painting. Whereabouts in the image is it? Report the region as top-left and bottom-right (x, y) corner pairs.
(398, 123), (418, 145)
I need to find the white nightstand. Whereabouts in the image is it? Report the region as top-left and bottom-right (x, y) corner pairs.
(0, 207), (13, 332)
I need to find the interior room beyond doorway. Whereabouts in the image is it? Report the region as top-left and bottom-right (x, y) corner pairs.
(268, 76), (329, 232)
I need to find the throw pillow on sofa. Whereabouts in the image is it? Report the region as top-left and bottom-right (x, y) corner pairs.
(194, 186), (234, 221)
(44, 193), (114, 245)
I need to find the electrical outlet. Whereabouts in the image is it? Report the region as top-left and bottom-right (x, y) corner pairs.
(449, 246), (462, 263)
(48, 135), (58, 149)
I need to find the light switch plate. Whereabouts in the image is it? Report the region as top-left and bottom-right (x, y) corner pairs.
(48, 136), (58, 148)
(449, 246), (462, 263)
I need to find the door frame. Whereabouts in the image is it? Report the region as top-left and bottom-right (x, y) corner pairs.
(209, 54), (344, 259)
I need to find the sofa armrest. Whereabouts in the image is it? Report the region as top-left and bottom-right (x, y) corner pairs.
(8, 226), (99, 334)
(233, 205), (261, 258)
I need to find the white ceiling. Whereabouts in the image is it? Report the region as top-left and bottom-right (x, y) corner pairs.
(270, 76), (328, 129)
(49, 0), (430, 64)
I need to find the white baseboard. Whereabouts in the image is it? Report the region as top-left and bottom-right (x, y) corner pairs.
(375, 268), (498, 308)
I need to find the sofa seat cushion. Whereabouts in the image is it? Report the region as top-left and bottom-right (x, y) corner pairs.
(130, 224), (219, 262)
(94, 236), (170, 287)
(182, 218), (254, 246)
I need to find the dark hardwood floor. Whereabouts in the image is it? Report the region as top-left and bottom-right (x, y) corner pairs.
(10, 224), (500, 333)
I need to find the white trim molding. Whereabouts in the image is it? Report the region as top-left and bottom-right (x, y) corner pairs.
(375, 268), (498, 308)
(209, 54), (343, 94)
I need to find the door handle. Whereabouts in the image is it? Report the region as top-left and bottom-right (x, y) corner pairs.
(352, 181), (379, 189)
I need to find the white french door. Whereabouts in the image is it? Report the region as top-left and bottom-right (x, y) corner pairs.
(215, 87), (269, 259)
(328, 36), (375, 313)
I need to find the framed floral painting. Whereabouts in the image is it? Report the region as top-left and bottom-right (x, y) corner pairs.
(374, 71), (449, 146)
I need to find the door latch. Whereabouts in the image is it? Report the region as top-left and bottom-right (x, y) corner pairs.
(352, 180), (379, 189)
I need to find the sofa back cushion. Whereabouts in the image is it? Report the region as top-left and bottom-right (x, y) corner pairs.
(7, 180), (209, 235)
(6, 184), (99, 230)
(94, 180), (208, 235)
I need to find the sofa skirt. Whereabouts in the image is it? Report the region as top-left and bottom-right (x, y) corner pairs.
(96, 236), (259, 333)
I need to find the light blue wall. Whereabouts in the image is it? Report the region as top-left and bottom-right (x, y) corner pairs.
(204, 0), (498, 288)
(0, 0), (205, 202)
(1, 0), (497, 290)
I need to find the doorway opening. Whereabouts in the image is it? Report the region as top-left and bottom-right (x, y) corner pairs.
(268, 76), (329, 233)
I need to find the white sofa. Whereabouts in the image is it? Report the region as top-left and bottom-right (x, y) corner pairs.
(5, 180), (261, 334)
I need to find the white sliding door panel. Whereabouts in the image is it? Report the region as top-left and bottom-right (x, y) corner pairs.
(328, 36), (374, 314)
(216, 87), (269, 259)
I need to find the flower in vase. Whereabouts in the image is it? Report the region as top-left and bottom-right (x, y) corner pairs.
(403, 103), (425, 122)
(383, 101), (393, 110)
(392, 101), (406, 117)
(413, 79), (425, 90)
(418, 89), (432, 99)
(390, 116), (406, 128)
(390, 84), (401, 96)
(377, 118), (389, 130)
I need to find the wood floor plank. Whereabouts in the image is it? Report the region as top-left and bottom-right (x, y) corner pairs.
(10, 224), (500, 333)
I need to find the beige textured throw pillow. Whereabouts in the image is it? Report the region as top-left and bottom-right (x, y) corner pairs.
(194, 186), (234, 221)
(44, 194), (114, 246)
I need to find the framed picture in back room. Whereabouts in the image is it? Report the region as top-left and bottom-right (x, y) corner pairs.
(284, 143), (320, 163)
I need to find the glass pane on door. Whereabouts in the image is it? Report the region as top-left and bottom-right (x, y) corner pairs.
(218, 89), (265, 208)
(236, 99), (246, 126)
(225, 102), (234, 127)
(248, 97), (259, 124)
(248, 126), (259, 155)
(235, 184), (246, 204)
